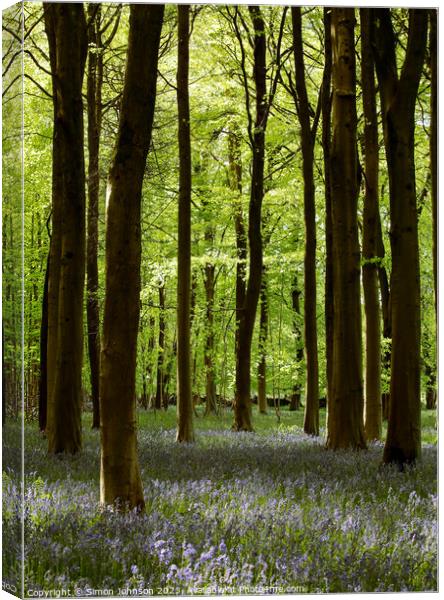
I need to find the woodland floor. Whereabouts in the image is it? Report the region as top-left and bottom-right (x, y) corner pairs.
(2, 407), (438, 595)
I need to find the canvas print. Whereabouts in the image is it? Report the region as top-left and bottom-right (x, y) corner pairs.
(2, 1), (438, 597)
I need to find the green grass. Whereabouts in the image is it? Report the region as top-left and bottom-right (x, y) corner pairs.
(134, 404), (437, 444)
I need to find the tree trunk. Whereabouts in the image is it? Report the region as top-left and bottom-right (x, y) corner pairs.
(292, 7), (319, 436)
(228, 127), (247, 414)
(176, 4), (194, 443)
(233, 6), (267, 432)
(430, 10), (437, 318)
(155, 281), (166, 410)
(86, 3), (103, 430)
(360, 9), (382, 441)
(321, 8), (334, 408)
(372, 8), (428, 466)
(204, 260), (218, 415)
(38, 252), (49, 432)
(257, 266), (268, 414)
(290, 273), (304, 411)
(44, 4), (88, 454)
(99, 4), (164, 509)
(326, 8), (366, 451)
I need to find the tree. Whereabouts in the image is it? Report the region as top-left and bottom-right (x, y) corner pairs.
(232, 6), (268, 431)
(371, 8), (428, 466)
(429, 10), (437, 317)
(176, 4), (194, 442)
(291, 6), (320, 436)
(86, 3), (103, 430)
(44, 4), (88, 454)
(155, 279), (167, 410)
(257, 266), (268, 414)
(326, 8), (366, 451)
(321, 8), (333, 407)
(360, 8), (382, 440)
(99, 4), (164, 509)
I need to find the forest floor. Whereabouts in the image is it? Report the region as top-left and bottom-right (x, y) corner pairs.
(2, 407), (437, 595)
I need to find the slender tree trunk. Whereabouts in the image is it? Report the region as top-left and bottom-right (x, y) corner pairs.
(290, 273), (304, 411)
(360, 9), (382, 441)
(430, 10), (437, 318)
(99, 4), (164, 508)
(292, 7), (319, 436)
(228, 127), (247, 412)
(38, 252), (49, 432)
(44, 4), (88, 454)
(321, 8), (334, 408)
(176, 4), (194, 442)
(257, 266), (268, 414)
(326, 8), (366, 450)
(86, 3), (103, 430)
(204, 260), (217, 415)
(155, 281), (166, 410)
(372, 8), (428, 466)
(233, 7), (267, 431)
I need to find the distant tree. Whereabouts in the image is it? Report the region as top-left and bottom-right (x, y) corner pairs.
(99, 4), (164, 508)
(372, 8), (428, 466)
(360, 8), (382, 440)
(155, 279), (167, 410)
(44, 4), (88, 454)
(176, 4), (195, 442)
(326, 8), (366, 450)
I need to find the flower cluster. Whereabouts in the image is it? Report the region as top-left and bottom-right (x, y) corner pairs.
(2, 419), (437, 594)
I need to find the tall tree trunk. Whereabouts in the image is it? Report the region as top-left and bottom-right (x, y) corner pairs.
(360, 9), (382, 441)
(326, 8), (366, 450)
(99, 4), (164, 508)
(204, 260), (217, 415)
(233, 6), (267, 431)
(372, 8), (428, 466)
(155, 281), (166, 410)
(321, 8), (334, 408)
(292, 7), (319, 436)
(290, 273), (304, 411)
(176, 4), (194, 442)
(38, 252), (49, 432)
(44, 4), (88, 454)
(44, 7), (62, 447)
(430, 10), (437, 318)
(257, 266), (268, 414)
(228, 127), (247, 411)
(86, 3), (103, 430)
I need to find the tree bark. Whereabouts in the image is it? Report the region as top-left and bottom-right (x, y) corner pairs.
(372, 8), (427, 466)
(292, 7), (319, 436)
(360, 9), (382, 441)
(86, 3), (103, 430)
(228, 127), (247, 413)
(430, 10), (437, 318)
(326, 8), (366, 450)
(176, 4), (194, 442)
(257, 266), (268, 414)
(290, 273), (304, 411)
(204, 259), (218, 415)
(321, 8), (334, 408)
(38, 252), (49, 432)
(233, 6), (267, 431)
(44, 4), (88, 454)
(155, 281), (166, 410)
(99, 4), (164, 508)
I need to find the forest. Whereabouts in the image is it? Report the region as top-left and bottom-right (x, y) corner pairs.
(2, 2), (437, 595)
